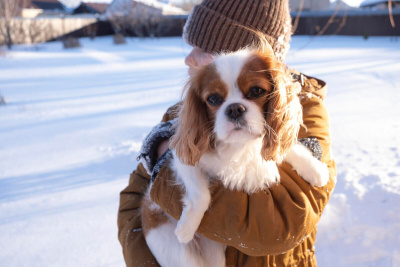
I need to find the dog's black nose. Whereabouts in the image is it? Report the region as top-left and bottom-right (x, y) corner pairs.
(225, 103), (246, 120)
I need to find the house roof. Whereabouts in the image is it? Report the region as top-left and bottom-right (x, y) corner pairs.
(329, 0), (356, 10)
(107, 0), (187, 16)
(31, 0), (65, 10)
(85, 2), (109, 13)
(360, 0), (400, 7)
(74, 2), (108, 14)
(16, 0), (37, 9)
(17, 0), (65, 10)
(135, 0), (187, 14)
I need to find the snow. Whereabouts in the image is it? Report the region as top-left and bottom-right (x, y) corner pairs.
(287, 36), (400, 266)
(59, 0), (82, 8)
(1, 35), (400, 266)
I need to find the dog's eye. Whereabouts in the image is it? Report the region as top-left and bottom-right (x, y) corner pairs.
(207, 94), (223, 106)
(246, 87), (266, 99)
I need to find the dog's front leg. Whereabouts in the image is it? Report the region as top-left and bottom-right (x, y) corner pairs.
(173, 160), (211, 244)
(285, 143), (329, 187)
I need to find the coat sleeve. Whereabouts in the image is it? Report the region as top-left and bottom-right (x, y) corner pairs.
(117, 163), (160, 267)
(150, 88), (337, 256)
(117, 106), (180, 267)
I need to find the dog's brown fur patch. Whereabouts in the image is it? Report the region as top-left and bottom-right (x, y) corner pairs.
(142, 194), (169, 237)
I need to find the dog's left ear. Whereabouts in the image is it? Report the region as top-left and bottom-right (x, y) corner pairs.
(261, 56), (302, 164)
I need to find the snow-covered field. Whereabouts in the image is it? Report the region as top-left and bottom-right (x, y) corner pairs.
(0, 36), (399, 267)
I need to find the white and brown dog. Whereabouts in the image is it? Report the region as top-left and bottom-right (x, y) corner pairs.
(141, 45), (329, 267)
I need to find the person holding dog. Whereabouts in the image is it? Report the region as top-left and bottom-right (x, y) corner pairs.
(118, 0), (336, 266)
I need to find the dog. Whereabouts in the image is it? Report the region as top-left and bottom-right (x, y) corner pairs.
(140, 45), (329, 267)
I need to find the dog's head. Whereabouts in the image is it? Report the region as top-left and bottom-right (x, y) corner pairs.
(171, 46), (302, 166)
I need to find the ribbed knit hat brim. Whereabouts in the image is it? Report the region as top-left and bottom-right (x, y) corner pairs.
(183, 1), (292, 62)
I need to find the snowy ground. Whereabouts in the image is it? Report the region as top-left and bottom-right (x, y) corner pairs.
(0, 36), (399, 267)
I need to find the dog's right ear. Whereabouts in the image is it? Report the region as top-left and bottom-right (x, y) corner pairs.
(255, 49), (302, 164)
(170, 73), (211, 166)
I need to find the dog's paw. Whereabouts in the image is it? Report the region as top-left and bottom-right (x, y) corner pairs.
(285, 144), (330, 188)
(175, 218), (198, 244)
(265, 160), (280, 182)
(175, 202), (206, 244)
(308, 162), (330, 187)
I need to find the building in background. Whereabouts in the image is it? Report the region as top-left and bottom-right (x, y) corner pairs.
(18, 0), (68, 18)
(19, 0), (67, 18)
(106, 0), (187, 17)
(360, 0), (400, 9)
(1, 0), (98, 46)
(105, 0), (187, 37)
(73, 2), (109, 15)
(329, 0), (357, 10)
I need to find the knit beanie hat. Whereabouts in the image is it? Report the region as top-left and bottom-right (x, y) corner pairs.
(183, 0), (292, 62)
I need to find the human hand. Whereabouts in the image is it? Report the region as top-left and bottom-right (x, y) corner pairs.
(157, 140), (169, 159)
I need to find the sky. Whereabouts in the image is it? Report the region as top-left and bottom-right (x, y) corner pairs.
(60, 0), (366, 8)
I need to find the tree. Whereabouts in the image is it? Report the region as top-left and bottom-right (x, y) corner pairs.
(27, 19), (56, 46)
(0, 91), (5, 105)
(0, 0), (26, 49)
(82, 22), (98, 40)
(27, 19), (44, 44)
(0, 45), (5, 56)
(108, 0), (174, 38)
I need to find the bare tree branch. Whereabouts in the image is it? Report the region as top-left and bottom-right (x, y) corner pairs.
(388, 0), (396, 28)
(0, 0), (26, 49)
(292, 0), (305, 34)
(108, 0), (174, 38)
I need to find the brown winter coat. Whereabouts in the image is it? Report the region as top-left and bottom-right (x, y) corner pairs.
(118, 73), (337, 267)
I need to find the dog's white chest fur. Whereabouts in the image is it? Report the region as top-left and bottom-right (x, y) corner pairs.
(200, 138), (280, 193)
